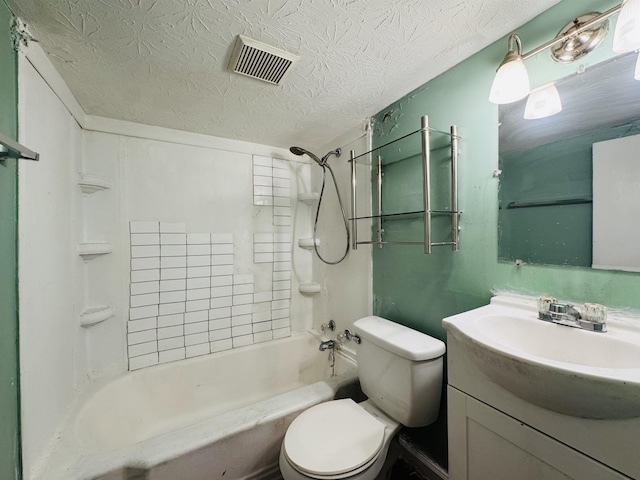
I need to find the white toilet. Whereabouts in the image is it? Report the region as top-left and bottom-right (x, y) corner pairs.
(279, 316), (446, 480)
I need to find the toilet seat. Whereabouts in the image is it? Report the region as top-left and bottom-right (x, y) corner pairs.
(283, 399), (386, 478)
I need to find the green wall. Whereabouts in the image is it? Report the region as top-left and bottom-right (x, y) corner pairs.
(0, 3), (21, 479)
(371, 0), (638, 467)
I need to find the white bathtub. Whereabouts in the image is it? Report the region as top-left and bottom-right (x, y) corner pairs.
(35, 332), (358, 480)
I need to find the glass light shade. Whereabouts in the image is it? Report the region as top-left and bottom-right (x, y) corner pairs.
(524, 83), (562, 119)
(635, 52), (640, 80)
(613, 0), (640, 53)
(489, 57), (531, 104)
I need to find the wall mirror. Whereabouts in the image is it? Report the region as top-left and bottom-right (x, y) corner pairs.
(498, 52), (640, 272)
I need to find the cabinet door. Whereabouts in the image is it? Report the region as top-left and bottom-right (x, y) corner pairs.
(448, 387), (629, 480)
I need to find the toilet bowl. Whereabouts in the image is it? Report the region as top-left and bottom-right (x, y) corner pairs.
(279, 399), (400, 480)
(279, 316), (446, 480)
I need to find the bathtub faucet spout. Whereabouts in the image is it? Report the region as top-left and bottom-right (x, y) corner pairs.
(319, 340), (336, 351)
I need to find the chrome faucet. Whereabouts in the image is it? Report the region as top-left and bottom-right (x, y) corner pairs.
(537, 298), (607, 332)
(318, 340), (336, 351)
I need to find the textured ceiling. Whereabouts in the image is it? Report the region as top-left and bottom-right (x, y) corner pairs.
(8, 0), (559, 151)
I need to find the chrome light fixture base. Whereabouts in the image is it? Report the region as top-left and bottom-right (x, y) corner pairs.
(551, 12), (610, 63)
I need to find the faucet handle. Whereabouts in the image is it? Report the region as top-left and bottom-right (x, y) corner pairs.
(342, 329), (361, 344)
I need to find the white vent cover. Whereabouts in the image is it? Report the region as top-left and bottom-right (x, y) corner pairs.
(228, 35), (299, 85)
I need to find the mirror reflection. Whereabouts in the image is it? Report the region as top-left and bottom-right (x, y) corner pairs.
(498, 52), (640, 271)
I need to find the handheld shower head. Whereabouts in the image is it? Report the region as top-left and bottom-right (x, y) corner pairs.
(289, 146), (323, 165)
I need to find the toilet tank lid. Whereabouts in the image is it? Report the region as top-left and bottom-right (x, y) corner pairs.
(354, 316), (445, 361)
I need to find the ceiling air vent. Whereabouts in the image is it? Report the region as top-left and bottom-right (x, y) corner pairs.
(228, 35), (299, 85)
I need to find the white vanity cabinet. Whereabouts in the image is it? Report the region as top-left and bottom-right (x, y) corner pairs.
(446, 334), (637, 480)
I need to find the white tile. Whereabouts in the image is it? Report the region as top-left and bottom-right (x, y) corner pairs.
(131, 221), (160, 234)
(252, 302), (271, 313)
(274, 233), (291, 243)
(273, 262), (292, 272)
(187, 255), (210, 267)
(128, 317), (157, 333)
(185, 321), (208, 335)
(161, 267), (187, 280)
(272, 318), (290, 330)
(209, 318), (231, 330)
(272, 308), (289, 320)
(233, 294), (253, 305)
(211, 265), (234, 276)
(273, 187), (290, 198)
(254, 233), (274, 243)
(254, 185), (273, 197)
(253, 165), (273, 177)
(160, 290), (186, 304)
(131, 257), (161, 271)
(185, 310), (209, 324)
(128, 329), (157, 345)
(161, 256), (186, 268)
(131, 233), (160, 246)
(273, 216), (291, 227)
(254, 292), (272, 303)
(211, 286), (233, 298)
(273, 280), (291, 291)
(273, 289), (291, 300)
(160, 279), (186, 292)
(129, 305), (159, 321)
(209, 307), (231, 320)
(274, 197), (290, 207)
(211, 339), (233, 353)
(185, 332), (209, 346)
(273, 271), (291, 281)
(273, 177), (290, 189)
(254, 243), (274, 253)
(158, 325), (183, 340)
(158, 313), (183, 328)
(159, 348), (186, 364)
(232, 324), (252, 337)
(129, 352), (158, 370)
(186, 288), (210, 301)
(210, 296), (232, 309)
(254, 253), (273, 264)
(254, 196), (274, 206)
(131, 245), (160, 258)
(253, 155), (272, 167)
(188, 244), (210, 256)
(252, 311), (272, 323)
(211, 254), (233, 265)
(128, 340), (157, 357)
(158, 336), (185, 351)
(188, 266), (211, 278)
(160, 222), (186, 233)
(272, 159), (289, 171)
(233, 284), (253, 295)
(186, 299), (210, 312)
(131, 281), (160, 295)
(274, 243), (292, 253)
(231, 314), (252, 326)
(159, 302), (185, 315)
(161, 245), (187, 257)
(211, 244), (234, 255)
(233, 334), (254, 348)
(273, 327), (291, 339)
(210, 328), (231, 341)
(253, 175), (273, 186)
(211, 233), (233, 244)
(131, 269), (160, 283)
(234, 274), (254, 285)
(254, 331), (273, 343)
(186, 343), (210, 358)
(187, 277), (210, 289)
(271, 299), (290, 310)
(130, 292), (160, 308)
(252, 321), (272, 333)
(232, 304), (253, 316)
(273, 206), (291, 217)
(273, 252), (290, 262)
(211, 275), (233, 286)
(187, 233), (210, 245)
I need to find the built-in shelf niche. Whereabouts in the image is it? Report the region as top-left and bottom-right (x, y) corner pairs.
(80, 305), (115, 327)
(78, 173), (113, 194)
(78, 242), (113, 258)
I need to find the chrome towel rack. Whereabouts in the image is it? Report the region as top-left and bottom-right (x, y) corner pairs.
(0, 131), (39, 161)
(349, 115), (460, 254)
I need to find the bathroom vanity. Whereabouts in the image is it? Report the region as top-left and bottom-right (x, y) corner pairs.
(443, 295), (640, 480)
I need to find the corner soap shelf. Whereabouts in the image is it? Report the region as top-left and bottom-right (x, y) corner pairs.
(80, 306), (115, 327)
(78, 242), (113, 258)
(299, 283), (322, 294)
(297, 192), (320, 205)
(78, 174), (113, 194)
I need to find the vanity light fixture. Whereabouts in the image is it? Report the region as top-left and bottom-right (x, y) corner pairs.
(489, 1), (640, 105)
(524, 82), (562, 119)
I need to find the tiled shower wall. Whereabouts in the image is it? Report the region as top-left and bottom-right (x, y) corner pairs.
(127, 155), (293, 370)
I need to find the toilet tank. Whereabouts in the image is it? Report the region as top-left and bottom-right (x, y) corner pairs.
(353, 316), (446, 427)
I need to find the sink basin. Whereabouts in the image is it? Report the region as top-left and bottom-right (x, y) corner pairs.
(443, 294), (640, 419)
